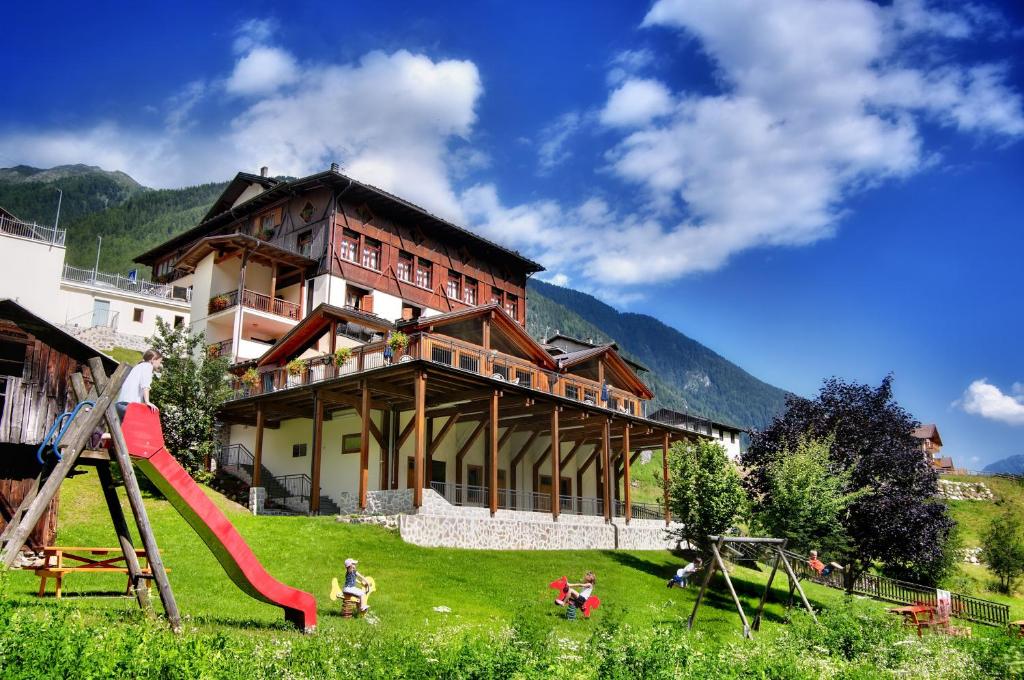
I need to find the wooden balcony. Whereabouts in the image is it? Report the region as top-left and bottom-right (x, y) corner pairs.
(226, 331), (644, 415)
(208, 289), (300, 320)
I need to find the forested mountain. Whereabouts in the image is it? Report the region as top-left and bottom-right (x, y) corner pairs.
(0, 165), (226, 272)
(0, 164), (141, 227)
(528, 279), (789, 430)
(1, 164), (789, 431)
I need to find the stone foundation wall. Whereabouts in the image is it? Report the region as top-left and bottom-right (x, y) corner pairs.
(61, 325), (149, 352)
(332, 488), (416, 515)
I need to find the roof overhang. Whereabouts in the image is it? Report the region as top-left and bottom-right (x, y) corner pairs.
(257, 303), (395, 367)
(174, 234), (316, 272)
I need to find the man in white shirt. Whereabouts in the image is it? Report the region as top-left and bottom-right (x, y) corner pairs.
(117, 349), (163, 411)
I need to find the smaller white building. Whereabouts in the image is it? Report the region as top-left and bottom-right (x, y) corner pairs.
(0, 209), (191, 347)
(648, 407), (744, 460)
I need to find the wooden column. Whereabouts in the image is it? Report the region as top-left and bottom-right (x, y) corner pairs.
(358, 382), (371, 509)
(299, 271), (306, 318)
(413, 372), (426, 507)
(601, 419), (612, 522)
(488, 389), (499, 516)
(550, 405), (560, 521)
(663, 432), (671, 526)
(270, 261), (278, 299)
(622, 424), (631, 524)
(328, 320), (338, 356)
(232, 249), (250, 363)
(253, 403), (265, 487)
(380, 409), (392, 491)
(310, 393), (324, 515)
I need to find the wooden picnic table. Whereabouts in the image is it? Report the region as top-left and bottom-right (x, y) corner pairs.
(887, 604), (938, 637)
(33, 546), (168, 599)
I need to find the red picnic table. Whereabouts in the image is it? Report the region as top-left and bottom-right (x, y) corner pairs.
(887, 604), (939, 637)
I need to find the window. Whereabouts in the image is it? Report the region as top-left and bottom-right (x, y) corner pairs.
(292, 443), (307, 458)
(345, 285), (369, 310)
(504, 293), (518, 318)
(339, 228), (359, 262)
(133, 308), (144, 323)
(341, 434), (361, 454)
(490, 287), (503, 306)
(463, 277), (477, 305)
(173, 315), (184, 329)
(415, 259), (432, 288)
(361, 237), (381, 270)
(300, 201), (315, 222)
(297, 230), (313, 257)
(446, 273), (460, 299)
(397, 251), (413, 282)
(730, 432), (736, 443)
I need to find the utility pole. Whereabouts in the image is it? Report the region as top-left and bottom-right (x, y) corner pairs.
(53, 188), (63, 242)
(94, 235), (102, 282)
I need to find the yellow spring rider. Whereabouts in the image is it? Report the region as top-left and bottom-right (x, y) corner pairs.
(330, 574), (376, 618)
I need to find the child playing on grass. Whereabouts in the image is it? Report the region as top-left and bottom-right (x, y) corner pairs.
(555, 571), (596, 608)
(667, 558), (702, 588)
(342, 558), (370, 612)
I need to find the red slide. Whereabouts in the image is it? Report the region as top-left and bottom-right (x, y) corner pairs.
(120, 403), (316, 631)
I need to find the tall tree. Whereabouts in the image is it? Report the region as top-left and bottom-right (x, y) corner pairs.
(751, 436), (864, 556)
(667, 438), (746, 552)
(743, 376), (953, 589)
(147, 319), (231, 478)
(982, 510), (1024, 594)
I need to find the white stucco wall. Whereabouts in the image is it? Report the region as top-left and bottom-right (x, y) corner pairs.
(0, 234), (64, 322)
(58, 282), (189, 337)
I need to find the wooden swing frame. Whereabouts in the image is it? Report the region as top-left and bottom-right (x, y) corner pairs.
(687, 535), (816, 639)
(0, 358), (180, 631)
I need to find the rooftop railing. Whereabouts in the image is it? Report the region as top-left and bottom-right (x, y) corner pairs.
(0, 215), (66, 246)
(62, 264), (191, 303)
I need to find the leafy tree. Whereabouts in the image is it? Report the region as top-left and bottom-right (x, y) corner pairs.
(982, 510), (1024, 593)
(667, 438), (746, 552)
(743, 376), (953, 589)
(147, 319), (231, 478)
(751, 436), (864, 556)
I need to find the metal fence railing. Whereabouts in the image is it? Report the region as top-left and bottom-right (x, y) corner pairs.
(62, 264), (190, 302)
(65, 308), (120, 330)
(0, 215), (66, 246)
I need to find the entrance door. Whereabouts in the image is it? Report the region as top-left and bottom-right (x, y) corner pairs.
(431, 460), (446, 486)
(91, 299), (110, 327)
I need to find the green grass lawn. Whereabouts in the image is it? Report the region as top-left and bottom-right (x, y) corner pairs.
(5, 469), (856, 642)
(107, 346), (143, 365)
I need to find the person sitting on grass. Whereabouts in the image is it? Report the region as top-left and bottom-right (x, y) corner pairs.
(342, 557), (370, 613)
(807, 550), (843, 578)
(555, 571), (596, 609)
(667, 558), (702, 589)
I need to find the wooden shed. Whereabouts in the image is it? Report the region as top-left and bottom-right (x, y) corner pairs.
(0, 299), (117, 549)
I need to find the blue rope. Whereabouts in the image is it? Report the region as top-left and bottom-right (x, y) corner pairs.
(35, 400), (96, 465)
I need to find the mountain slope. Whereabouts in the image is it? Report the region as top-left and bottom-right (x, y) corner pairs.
(983, 454), (1024, 475)
(528, 279), (789, 430)
(0, 164), (142, 227)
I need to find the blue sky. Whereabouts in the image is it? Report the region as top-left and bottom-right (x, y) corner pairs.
(3, 1), (1023, 468)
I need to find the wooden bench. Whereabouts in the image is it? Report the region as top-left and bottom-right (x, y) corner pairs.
(33, 546), (169, 599)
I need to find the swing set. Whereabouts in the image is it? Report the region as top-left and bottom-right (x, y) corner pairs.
(687, 535), (816, 639)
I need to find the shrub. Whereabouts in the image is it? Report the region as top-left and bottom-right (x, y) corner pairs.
(286, 358), (306, 376)
(982, 510), (1024, 593)
(333, 347), (353, 366)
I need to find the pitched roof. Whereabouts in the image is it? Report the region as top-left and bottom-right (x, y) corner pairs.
(257, 303), (395, 367)
(398, 303), (558, 369)
(0, 299), (117, 371)
(912, 423), (942, 446)
(649, 407), (744, 433)
(554, 344), (653, 400)
(136, 168), (544, 274)
(543, 331), (649, 373)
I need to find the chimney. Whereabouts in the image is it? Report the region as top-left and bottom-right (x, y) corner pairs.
(260, 166), (268, 177)
(330, 162), (340, 172)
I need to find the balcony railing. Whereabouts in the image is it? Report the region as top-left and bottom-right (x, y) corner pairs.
(62, 264), (191, 303)
(613, 500), (663, 521)
(208, 339), (234, 360)
(428, 481), (622, 519)
(208, 288), (300, 320)
(225, 332), (648, 416)
(0, 214), (65, 246)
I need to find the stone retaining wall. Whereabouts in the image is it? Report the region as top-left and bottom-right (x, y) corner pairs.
(332, 489), (415, 515)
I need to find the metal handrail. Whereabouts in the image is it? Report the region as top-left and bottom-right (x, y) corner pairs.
(62, 263), (190, 302)
(0, 214), (66, 246)
(64, 308), (120, 330)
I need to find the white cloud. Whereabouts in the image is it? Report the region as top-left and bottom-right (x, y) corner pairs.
(600, 79), (674, 128)
(607, 48), (656, 85)
(233, 18), (277, 54)
(226, 47), (299, 96)
(960, 379), (1024, 426)
(536, 111), (583, 173)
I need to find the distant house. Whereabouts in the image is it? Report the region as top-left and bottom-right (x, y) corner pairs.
(648, 407), (744, 460)
(912, 423), (954, 473)
(0, 205), (190, 347)
(0, 299), (117, 548)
